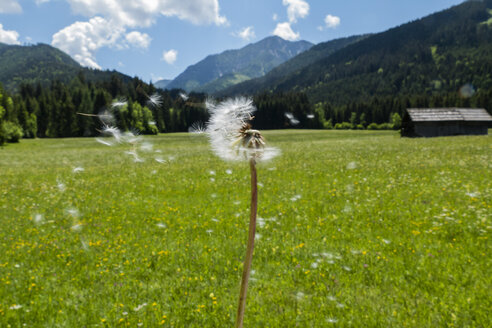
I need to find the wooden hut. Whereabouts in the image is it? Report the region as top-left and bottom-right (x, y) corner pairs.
(401, 108), (492, 137)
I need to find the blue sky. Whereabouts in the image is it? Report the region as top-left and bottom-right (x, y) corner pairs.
(0, 0), (464, 82)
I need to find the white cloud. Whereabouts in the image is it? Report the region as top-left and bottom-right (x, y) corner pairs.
(233, 26), (255, 42)
(0, 0), (22, 13)
(273, 22), (299, 41)
(125, 31), (151, 49)
(51, 17), (125, 69)
(0, 23), (20, 44)
(64, 0), (227, 27)
(51, 0), (227, 69)
(324, 14), (340, 28)
(162, 49), (177, 64)
(282, 0), (309, 23)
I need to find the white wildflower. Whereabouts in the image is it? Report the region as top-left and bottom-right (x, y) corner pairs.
(9, 304), (22, 310)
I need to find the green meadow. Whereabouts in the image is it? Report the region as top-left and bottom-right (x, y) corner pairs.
(0, 130), (490, 327)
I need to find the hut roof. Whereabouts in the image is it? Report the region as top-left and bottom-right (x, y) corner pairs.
(407, 108), (492, 122)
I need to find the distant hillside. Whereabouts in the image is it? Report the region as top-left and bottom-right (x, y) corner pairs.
(0, 43), (132, 92)
(154, 79), (172, 89)
(221, 0), (492, 106)
(165, 36), (313, 93)
(218, 34), (369, 97)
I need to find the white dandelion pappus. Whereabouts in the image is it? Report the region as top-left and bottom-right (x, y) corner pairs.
(98, 110), (115, 125)
(206, 97), (280, 162)
(111, 98), (127, 109)
(95, 138), (113, 146)
(179, 92), (189, 101)
(188, 121), (206, 134)
(285, 112), (300, 125)
(103, 125), (122, 143)
(73, 167), (84, 173)
(147, 93), (162, 108)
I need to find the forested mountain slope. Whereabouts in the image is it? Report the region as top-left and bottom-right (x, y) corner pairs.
(221, 0), (492, 106)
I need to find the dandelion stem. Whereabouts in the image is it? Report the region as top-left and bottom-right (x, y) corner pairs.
(236, 158), (258, 328)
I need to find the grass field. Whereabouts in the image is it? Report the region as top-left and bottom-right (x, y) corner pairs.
(0, 130), (491, 327)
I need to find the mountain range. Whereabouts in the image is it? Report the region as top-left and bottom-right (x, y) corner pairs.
(162, 36), (313, 93)
(1, 0), (492, 111)
(220, 0), (492, 105)
(0, 43), (132, 92)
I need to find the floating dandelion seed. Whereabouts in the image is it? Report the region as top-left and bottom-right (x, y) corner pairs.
(327, 318), (338, 323)
(188, 121), (206, 134)
(95, 138), (113, 146)
(98, 110), (115, 125)
(147, 93), (163, 108)
(102, 125), (122, 143)
(156, 223), (167, 229)
(226, 169), (233, 175)
(155, 157), (166, 164)
(140, 142), (154, 152)
(179, 92), (189, 101)
(205, 97), (279, 328)
(306, 114), (315, 119)
(9, 305), (22, 310)
(285, 112), (300, 125)
(459, 83), (475, 98)
(111, 98), (127, 109)
(73, 167), (84, 173)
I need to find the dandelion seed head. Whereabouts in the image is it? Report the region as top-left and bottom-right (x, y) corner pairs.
(206, 97), (279, 162)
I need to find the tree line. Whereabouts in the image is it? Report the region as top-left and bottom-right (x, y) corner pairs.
(1, 73), (491, 146)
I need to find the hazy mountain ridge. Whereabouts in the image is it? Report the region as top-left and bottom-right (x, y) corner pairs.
(165, 36), (313, 93)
